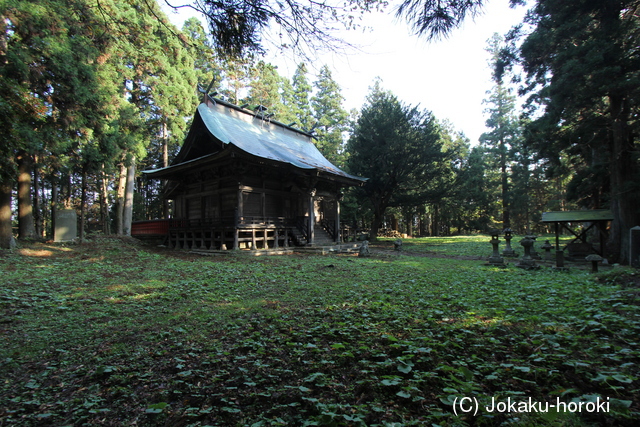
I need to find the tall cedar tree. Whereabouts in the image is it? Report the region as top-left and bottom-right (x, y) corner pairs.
(291, 63), (314, 131)
(519, 0), (640, 262)
(246, 61), (287, 118)
(183, 17), (222, 91)
(347, 81), (446, 240)
(0, 0), (198, 245)
(0, 0), (113, 245)
(479, 33), (521, 230)
(456, 145), (496, 231)
(311, 65), (348, 167)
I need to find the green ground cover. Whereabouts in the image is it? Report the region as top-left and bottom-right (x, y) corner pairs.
(398, 235), (574, 258)
(0, 237), (638, 426)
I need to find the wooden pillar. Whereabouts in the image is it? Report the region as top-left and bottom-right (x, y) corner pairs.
(237, 188), (243, 220)
(233, 208), (239, 250)
(335, 197), (341, 243)
(308, 189), (315, 245)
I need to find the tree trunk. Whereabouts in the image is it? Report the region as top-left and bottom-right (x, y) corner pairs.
(17, 151), (36, 239)
(608, 94), (640, 263)
(51, 179), (58, 239)
(100, 166), (111, 235)
(79, 167), (87, 241)
(122, 160), (136, 236)
(116, 163), (126, 235)
(0, 13), (7, 65)
(369, 217), (380, 241)
(62, 174), (72, 208)
(501, 156), (510, 229)
(40, 174), (48, 239)
(431, 204), (440, 237)
(369, 204), (384, 241)
(391, 215), (398, 232)
(162, 121), (170, 218)
(0, 182), (13, 249)
(33, 156), (42, 238)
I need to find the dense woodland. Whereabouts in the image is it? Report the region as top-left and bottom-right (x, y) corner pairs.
(1, 0), (639, 263)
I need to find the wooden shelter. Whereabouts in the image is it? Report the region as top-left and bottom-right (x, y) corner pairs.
(540, 209), (613, 257)
(136, 96), (366, 250)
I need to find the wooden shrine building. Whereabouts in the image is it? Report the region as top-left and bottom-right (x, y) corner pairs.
(136, 95), (366, 250)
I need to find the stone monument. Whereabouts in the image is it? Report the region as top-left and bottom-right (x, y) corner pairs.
(54, 209), (77, 242)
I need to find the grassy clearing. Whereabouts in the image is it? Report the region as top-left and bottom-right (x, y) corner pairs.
(397, 234), (575, 258)
(0, 236), (638, 426)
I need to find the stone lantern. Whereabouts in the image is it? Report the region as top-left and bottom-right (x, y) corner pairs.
(525, 235), (541, 259)
(516, 236), (540, 269)
(502, 228), (518, 257)
(540, 240), (554, 260)
(487, 230), (506, 267)
(585, 254), (603, 273)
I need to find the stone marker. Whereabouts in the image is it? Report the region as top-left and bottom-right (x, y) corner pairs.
(358, 240), (371, 257)
(585, 254), (603, 273)
(394, 239), (403, 251)
(54, 209), (77, 242)
(553, 250), (569, 271)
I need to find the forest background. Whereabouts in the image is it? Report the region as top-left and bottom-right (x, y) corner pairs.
(1, 0), (639, 263)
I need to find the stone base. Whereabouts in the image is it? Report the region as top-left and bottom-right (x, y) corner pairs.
(485, 256), (507, 268)
(516, 259), (540, 270)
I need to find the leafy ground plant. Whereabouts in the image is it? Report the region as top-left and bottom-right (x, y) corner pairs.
(0, 236), (638, 426)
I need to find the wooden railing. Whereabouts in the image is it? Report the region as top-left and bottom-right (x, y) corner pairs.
(320, 218), (337, 241)
(295, 216), (309, 241)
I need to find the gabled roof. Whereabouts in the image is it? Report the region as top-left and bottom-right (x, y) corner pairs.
(144, 97), (366, 185)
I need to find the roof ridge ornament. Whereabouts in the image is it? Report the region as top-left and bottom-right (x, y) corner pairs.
(202, 77), (217, 104)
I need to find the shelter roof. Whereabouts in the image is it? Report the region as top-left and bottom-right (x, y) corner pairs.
(540, 209), (613, 223)
(144, 97), (365, 185)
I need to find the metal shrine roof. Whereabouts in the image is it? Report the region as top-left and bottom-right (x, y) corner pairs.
(144, 98), (366, 184)
(540, 209), (614, 223)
